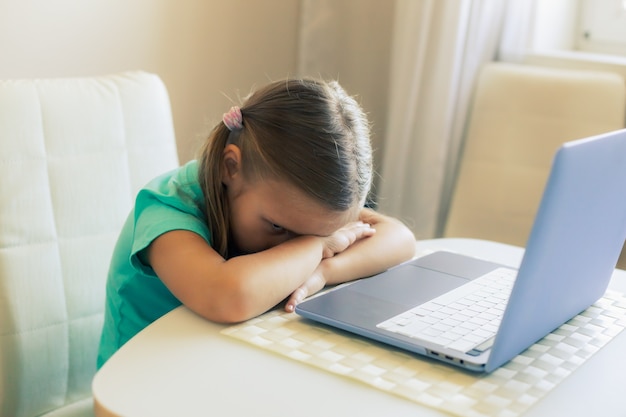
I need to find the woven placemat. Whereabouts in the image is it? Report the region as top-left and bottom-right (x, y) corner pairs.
(222, 291), (626, 417)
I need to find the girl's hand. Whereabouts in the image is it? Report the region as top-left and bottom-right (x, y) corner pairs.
(285, 221), (375, 312)
(284, 266), (326, 313)
(320, 221), (375, 259)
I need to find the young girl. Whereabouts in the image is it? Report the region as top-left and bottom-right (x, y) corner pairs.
(97, 78), (416, 368)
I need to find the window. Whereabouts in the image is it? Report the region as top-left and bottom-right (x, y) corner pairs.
(576, 0), (626, 56)
(533, 0), (626, 58)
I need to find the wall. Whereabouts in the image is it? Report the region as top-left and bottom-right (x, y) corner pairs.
(297, 0), (395, 193)
(0, 0), (301, 163)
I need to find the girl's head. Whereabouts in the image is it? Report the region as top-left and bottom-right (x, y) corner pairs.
(199, 78), (372, 257)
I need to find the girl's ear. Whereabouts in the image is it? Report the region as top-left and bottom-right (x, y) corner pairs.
(221, 144), (243, 186)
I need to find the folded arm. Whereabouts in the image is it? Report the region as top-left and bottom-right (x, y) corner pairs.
(284, 208), (416, 312)
(144, 221), (375, 323)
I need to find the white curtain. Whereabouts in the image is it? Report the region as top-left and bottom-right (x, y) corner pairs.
(498, 0), (538, 62)
(297, 0), (537, 239)
(377, 0), (508, 239)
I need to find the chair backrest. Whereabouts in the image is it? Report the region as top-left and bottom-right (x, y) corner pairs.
(445, 62), (626, 246)
(0, 72), (179, 416)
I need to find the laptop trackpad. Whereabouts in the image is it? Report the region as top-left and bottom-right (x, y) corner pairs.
(304, 267), (469, 327)
(348, 265), (469, 308)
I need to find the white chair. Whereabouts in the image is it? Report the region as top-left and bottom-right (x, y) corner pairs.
(0, 72), (179, 416)
(445, 62), (626, 250)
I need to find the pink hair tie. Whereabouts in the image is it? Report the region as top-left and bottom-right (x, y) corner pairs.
(223, 106), (243, 131)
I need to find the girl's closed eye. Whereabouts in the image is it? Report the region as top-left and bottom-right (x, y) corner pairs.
(269, 222), (287, 234)
(268, 222), (299, 238)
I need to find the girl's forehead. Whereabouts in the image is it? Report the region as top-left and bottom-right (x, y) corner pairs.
(260, 179), (357, 236)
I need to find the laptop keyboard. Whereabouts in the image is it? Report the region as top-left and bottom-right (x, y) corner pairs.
(376, 267), (516, 355)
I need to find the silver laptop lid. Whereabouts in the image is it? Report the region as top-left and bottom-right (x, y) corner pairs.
(487, 128), (626, 372)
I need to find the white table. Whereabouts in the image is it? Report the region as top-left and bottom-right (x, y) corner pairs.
(92, 238), (626, 416)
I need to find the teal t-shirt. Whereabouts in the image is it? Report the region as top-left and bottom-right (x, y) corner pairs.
(97, 160), (211, 368)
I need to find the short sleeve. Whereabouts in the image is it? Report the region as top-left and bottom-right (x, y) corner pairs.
(129, 161), (210, 275)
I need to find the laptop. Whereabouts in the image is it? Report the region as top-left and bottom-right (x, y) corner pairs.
(296, 128), (626, 373)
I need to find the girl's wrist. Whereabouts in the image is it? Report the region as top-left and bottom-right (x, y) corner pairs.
(290, 235), (327, 261)
(316, 257), (334, 285)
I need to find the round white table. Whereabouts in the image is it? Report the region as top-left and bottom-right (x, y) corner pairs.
(92, 238), (626, 417)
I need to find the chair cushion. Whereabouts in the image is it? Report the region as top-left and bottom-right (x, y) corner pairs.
(0, 72), (179, 416)
(445, 63), (626, 246)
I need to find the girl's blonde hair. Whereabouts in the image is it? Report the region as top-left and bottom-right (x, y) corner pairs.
(198, 78), (372, 258)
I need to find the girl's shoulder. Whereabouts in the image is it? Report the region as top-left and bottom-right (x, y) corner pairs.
(145, 160), (199, 191)
(138, 160), (204, 212)
(177, 159), (200, 186)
